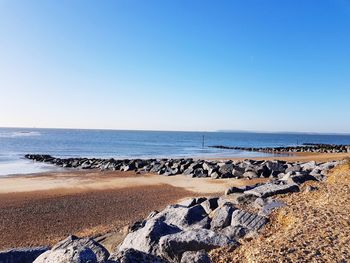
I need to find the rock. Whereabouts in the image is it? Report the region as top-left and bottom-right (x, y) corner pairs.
(109, 248), (168, 263)
(231, 209), (268, 232)
(210, 172), (220, 179)
(305, 185), (318, 192)
(211, 204), (235, 230)
(285, 164), (302, 173)
(159, 229), (236, 262)
(178, 198), (197, 208)
(225, 186), (246, 195)
(200, 198), (219, 214)
(220, 225), (248, 240)
(244, 182), (300, 198)
(180, 250), (211, 263)
(265, 161), (285, 173)
(34, 235), (109, 263)
(300, 161), (316, 171)
(118, 219), (181, 255)
(219, 163), (233, 178)
(231, 168), (244, 178)
(0, 247), (49, 263)
(153, 205), (208, 230)
(243, 171), (258, 179)
(286, 174), (317, 184)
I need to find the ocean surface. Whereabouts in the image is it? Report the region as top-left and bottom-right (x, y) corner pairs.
(1, 127), (350, 176)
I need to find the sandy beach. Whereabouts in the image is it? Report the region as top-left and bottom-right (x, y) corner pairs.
(0, 169), (264, 251)
(0, 152), (349, 253)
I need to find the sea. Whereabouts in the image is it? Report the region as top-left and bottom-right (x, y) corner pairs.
(1, 127), (350, 176)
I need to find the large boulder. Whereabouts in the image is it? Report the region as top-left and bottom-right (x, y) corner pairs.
(231, 209), (268, 232)
(118, 219), (181, 255)
(244, 182), (300, 198)
(210, 204), (235, 230)
(33, 235), (109, 263)
(153, 205), (208, 230)
(0, 247), (49, 263)
(180, 250), (211, 263)
(109, 248), (168, 263)
(220, 225), (248, 240)
(159, 229), (236, 262)
(218, 163), (234, 176)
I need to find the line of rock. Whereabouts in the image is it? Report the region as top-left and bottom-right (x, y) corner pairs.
(209, 143), (350, 153)
(25, 154), (336, 181)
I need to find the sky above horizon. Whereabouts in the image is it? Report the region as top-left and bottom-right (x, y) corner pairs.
(0, 0), (350, 133)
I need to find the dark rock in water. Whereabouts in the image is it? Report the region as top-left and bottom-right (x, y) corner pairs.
(159, 229), (237, 262)
(0, 247), (49, 263)
(244, 182), (300, 198)
(109, 248), (168, 263)
(33, 235), (109, 263)
(180, 250), (211, 263)
(231, 210), (268, 232)
(211, 204), (235, 230)
(118, 219), (181, 255)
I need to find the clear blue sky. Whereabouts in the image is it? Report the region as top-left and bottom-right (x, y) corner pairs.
(0, 0), (349, 133)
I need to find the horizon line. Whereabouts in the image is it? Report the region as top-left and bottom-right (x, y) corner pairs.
(1, 126), (350, 136)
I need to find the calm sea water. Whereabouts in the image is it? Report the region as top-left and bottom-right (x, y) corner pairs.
(1, 127), (350, 176)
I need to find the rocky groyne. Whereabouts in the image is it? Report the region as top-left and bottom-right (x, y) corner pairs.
(1, 157), (342, 262)
(25, 154), (337, 181)
(210, 143), (350, 154)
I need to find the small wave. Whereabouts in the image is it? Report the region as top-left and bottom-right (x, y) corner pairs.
(0, 131), (41, 138)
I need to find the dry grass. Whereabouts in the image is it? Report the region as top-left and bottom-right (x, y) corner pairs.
(210, 160), (350, 263)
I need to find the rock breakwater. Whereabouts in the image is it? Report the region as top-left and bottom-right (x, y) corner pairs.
(25, 154), (338, 181)
(210, 143), (350, 154)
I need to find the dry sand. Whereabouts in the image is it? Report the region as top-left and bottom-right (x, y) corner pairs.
(210, 160), (350, 262)
(0, 170), (263, 251)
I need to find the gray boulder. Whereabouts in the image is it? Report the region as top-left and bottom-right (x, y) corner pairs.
(231, 209), (268, 232)
(153, 205), (208, 230)
(225, 186), (246, 195)
(109, 248), (168, 263)
(180, 250), (211, 263)
(200, 198), (219, 214)
(244, 182), (300, 198)
(242, 171), (258, 179)
(220, 225), (248, 240)
(33, 235), (109, 263)
(118, 219), (181, 255)
(0, 247), (49, 263)
(210, 204), (235, 230)
(218, 163), (234, 177)
(159, 229), (236, 262)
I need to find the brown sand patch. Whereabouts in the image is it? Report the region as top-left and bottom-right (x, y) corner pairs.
(0, 185), (193, 250)
(210, 161), (350, 262)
